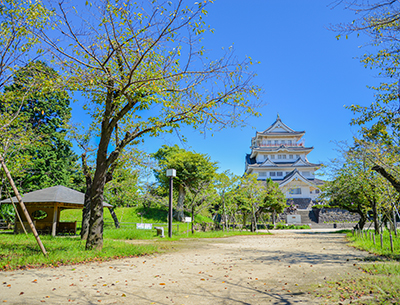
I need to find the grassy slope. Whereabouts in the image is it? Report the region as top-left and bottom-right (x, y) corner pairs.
(60, 206), (213, 226)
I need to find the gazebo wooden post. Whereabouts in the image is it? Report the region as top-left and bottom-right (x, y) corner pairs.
(51, 203), (58, 237)
(0, 154), (47, 256)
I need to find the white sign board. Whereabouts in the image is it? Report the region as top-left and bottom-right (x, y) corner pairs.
(287, 215), (301, 224)
(136, 223), (153, 229)
(184, 217), (192, 223)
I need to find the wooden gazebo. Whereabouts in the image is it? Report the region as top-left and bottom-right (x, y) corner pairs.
(0, 185), (112, 236)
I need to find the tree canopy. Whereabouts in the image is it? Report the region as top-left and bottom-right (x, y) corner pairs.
(32, 0), (260, 250)
(334, 1), (400, 193)
(152, 144), (217, 221)
(3, 61), (83, 194)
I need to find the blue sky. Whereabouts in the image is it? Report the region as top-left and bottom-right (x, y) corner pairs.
(71, 1), (381, 177)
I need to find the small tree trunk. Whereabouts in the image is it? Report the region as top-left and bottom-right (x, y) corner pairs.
(222, 192), (226, 232)
(81, 185), (91, 240)
(175, 184), (185, 221)
(372, 200), (379, 235)
(191, 206), (195, 234)
(81, 153), (92, 240)
(358, 214), (367, 230)
(108, 207), (120, 228)
(272, 210), (276, 226)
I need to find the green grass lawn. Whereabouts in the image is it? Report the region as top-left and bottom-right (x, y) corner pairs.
(313, 230), (400, 304)
(0, 233), (161, 271)
(349, 230), (400, 259)
(0, 206), (278, 271)
(0, 226), (269, 271)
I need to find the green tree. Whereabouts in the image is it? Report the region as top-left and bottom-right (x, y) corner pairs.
(334, 1), (400, 193)
(37, 0), (260, 250)
(184, 180), (217, 234)
(322, 144), (390, 232)
(234, 174), (264, 232)
(214, 170), (240, 231)
(153, 145), (218, 221)
(234, 175), (285, 231)
(0, 1), (53, 197)
(260, 178), (286, 223)
(4, 61), (84, 193)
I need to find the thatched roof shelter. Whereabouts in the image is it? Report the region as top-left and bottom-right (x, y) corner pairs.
(0, 185), (112, 236)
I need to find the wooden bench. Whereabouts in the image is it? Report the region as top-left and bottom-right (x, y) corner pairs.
(0, 219), (9, 230)
(58, 222), (77, 235)
(35, 222), (52, 235)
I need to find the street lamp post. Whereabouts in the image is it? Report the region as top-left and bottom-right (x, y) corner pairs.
(166, 169), (176, 238)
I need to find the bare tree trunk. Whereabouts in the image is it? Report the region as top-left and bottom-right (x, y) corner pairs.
(85, 135), (108, 250)
(175, 184), (185, 221)
(222, 192), (226, 232)
(81, 185), (92, 239)
(191, 206), (195, 234)
(272, 210), (276, 226)
(372, 165), (400, 193)
(372, 200), (379, 235)
(108, 207), (120, 229)
(81, 153), (92, 240)
(86, 171), (105, 250)
(242, 213), (246, 231)
(357, 213), (368, 230)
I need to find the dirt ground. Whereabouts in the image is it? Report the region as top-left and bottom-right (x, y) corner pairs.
(0, 230), (368, 305)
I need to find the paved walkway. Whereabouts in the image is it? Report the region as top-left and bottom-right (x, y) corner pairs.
(1, 231), (367, 304)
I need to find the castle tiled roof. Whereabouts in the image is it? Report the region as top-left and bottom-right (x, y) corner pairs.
(251, 145), (313, 152)
(277, 169), (324, 187)
(261, 116), (304, 134)
(246, 157), (321, 169)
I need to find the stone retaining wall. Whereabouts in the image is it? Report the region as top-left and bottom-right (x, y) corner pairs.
(315, 208), (360, 223)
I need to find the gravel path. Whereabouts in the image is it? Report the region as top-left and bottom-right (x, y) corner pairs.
(1, 231), (367, 304)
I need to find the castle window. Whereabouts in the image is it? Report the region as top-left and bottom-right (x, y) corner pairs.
(289, 188), (302, 194)
(278, 155), (282, 159)
(271, 155), (275, 159)
(274, 140), (279, 145)
(270, 172), (276, 177)
(258, 172), (267, 177)
(277, 172), (283, 177)
(282, 155), (286, 159)
(296, 154), (300, 159)
(288, 140), (292, 145)
(289, 155), (293, 159)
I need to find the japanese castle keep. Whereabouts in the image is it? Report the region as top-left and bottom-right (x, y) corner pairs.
(245, 115), (324, 209)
